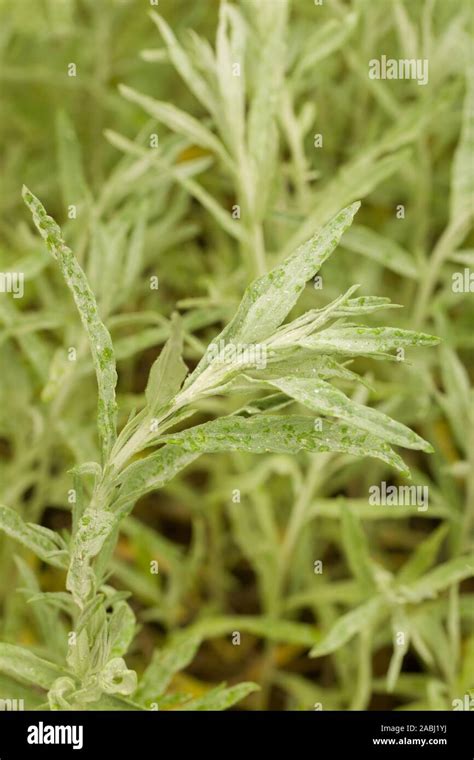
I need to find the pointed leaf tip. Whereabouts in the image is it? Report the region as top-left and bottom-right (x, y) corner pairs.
(22, 185), (34, 204)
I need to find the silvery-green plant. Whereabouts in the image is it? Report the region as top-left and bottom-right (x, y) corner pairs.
(0, 186), (442, 710)
(0, 0), (472, 716)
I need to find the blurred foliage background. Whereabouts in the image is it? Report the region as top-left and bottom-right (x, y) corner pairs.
(0, 0), (473, 710)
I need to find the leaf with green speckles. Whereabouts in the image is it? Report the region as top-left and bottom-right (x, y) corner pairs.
(331, 296), (402, 316)
(158, 414), (410, 476)
(280, 149), (411, 259)
(108, 601), (137, 657)
(116, 445), (199, 509)
(22, 186), (118, 461)
(215, 3), (247, 159)
(66, 508), (118, 603)
(300, 326), (440, 358)
(185, 201), (360, 387)
(266, 283), (360, 342)
(265, 376), (434, 452)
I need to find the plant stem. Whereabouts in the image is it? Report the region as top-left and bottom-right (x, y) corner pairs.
(413, 214), (471, 328)
(280, 455), (326, 574)
(461, 416), (474, 550)
(257, 456), (326, 708)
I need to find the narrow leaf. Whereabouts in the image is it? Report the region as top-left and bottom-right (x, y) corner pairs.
(186, 202), (360, 386)
(108, 602), (137, 659)
(342, 224), (418, 279)
(301, 326), (440, 358)
(180, 682), (258, 711)
(145, 314), (188, 414)
(267, 377), (433, 451)
(149, 11), (217, 117)
(398, 525), (449, 584)
(137, 634), (202, 701)
(215, 3), (246, 155)
(341, 507), (375, 593)
(332, 296), (402, 316)
(0, 505), (68, 568)
(118, 84), (232, 170)
(450, 61), (474, 224)
(117, 445), (199, 508)
(0, 644), (68, 689)
(310, 597), (386, 657)
(22, 187), (118, 460)
(55, 110), (90, 211)
(187, 614), (317, 646)
(293, 14), (357, 78)
(160, 414), (410, 475)
(403, 555), (474, 602)
(282, 149), (410, 258)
